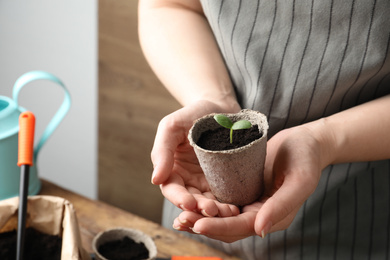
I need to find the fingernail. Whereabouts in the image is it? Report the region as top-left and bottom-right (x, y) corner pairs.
(190, 227), (201, 234)
(201, 209), (212, 217)
(173, 224), (181, 230)
(151, 170), (156, 184)
(178, 218), (187, 224)
(179, 204), (193, 212)
(261, 221), (272, 239)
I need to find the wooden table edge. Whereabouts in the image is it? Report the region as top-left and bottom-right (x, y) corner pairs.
(39, 179), (240, 260)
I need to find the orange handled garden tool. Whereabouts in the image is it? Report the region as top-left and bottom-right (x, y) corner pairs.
(16, 111), (35, 260)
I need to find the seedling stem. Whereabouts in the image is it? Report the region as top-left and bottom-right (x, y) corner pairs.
(214, 114), (252, 144)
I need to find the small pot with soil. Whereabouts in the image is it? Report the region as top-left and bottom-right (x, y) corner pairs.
(0, 227), (62, 259)
(0, 195), (90, 260)
(188, 109), (268, 207)
(92, 227), (157, 260)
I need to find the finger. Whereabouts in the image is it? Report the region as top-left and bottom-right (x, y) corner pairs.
(200, 191), (216, 200)
(151, 157), (173, 185)
(173, 211), (205, 234)
(187, 187), (219, 217)
(177, 210), (204, 228)
(161, 174), (197, 211)
(151, 115), (186, 185)
(227, 203), (241, 216)
(242, 200), (264, 213)
(243, 194), (301, 235)
(191, 193), (219, 217)
(254, 175), (315, 237)
(199, 191), (240, 216)
(214, 202), (239, 217)
(191, 211), (257, 243)
(151, 104), (213, 185)
(269, 205), (300, 232)
(194, 197), (240, 218)
(172, 218), (192, 233)
(187, 187), (240, 217)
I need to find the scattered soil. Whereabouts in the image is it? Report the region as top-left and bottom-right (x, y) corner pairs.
(197, 125), (262, 151)
(0, 227), (62, 260)
(98, 236), (149, 260)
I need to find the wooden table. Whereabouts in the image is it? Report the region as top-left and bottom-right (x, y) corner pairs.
(39, 179), (239, 260)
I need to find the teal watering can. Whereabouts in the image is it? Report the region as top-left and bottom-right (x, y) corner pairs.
(0, 71), (71, 200)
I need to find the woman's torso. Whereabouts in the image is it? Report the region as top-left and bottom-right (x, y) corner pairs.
(163, 1), (390, 259)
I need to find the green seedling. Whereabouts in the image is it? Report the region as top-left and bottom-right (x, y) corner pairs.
(214, 114), (252, 144)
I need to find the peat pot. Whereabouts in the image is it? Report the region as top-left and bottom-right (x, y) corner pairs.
(92, 227), (157, 260)
(188, 109), (269, 206)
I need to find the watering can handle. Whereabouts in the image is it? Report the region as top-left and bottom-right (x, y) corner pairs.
(12, 71), (71, 159)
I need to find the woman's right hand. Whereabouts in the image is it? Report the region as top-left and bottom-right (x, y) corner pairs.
(151, 100), (241, 219)
(169, 124), (325, 242)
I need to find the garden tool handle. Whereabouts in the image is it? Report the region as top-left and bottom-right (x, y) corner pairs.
(17, 111), (35, 260)
(17, 111), (35, 166)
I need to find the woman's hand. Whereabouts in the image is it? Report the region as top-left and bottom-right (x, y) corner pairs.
(253, 125), (325, 237)
(172, 124), (325, 242)
(151, 100), (241, 218)
(171, 95), (390, 242)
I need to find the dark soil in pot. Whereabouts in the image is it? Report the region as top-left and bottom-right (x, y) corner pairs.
(0, 227), (62, 260)
(97, 236), (149, 260)
(197, 125), (263, 151)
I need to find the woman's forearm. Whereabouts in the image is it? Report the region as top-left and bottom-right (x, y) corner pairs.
(307, 94), (390, 168)
(138, 0), (240, 112)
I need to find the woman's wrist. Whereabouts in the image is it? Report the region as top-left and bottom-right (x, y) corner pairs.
(211, 96), (241, 114)
(303, 95), (390, 168)
(301, 118), (339, 170)
(187, 90), (241, 114)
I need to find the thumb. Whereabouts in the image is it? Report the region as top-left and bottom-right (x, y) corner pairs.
(151, 149), (174, 185)
(150, 117), (178, 185)
(254, 176), (315, 237)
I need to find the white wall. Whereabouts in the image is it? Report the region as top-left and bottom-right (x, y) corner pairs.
(0, 1), (97, 199)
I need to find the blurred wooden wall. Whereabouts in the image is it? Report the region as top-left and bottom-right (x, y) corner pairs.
(98, 0), (181, 223)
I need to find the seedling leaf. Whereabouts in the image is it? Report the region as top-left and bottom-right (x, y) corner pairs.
(232, 120), (252, 130)
(214, 114), (233, 129)
(214, 114), (252, 144)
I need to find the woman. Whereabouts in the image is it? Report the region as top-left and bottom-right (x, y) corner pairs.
(138, 0), (390, 259)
